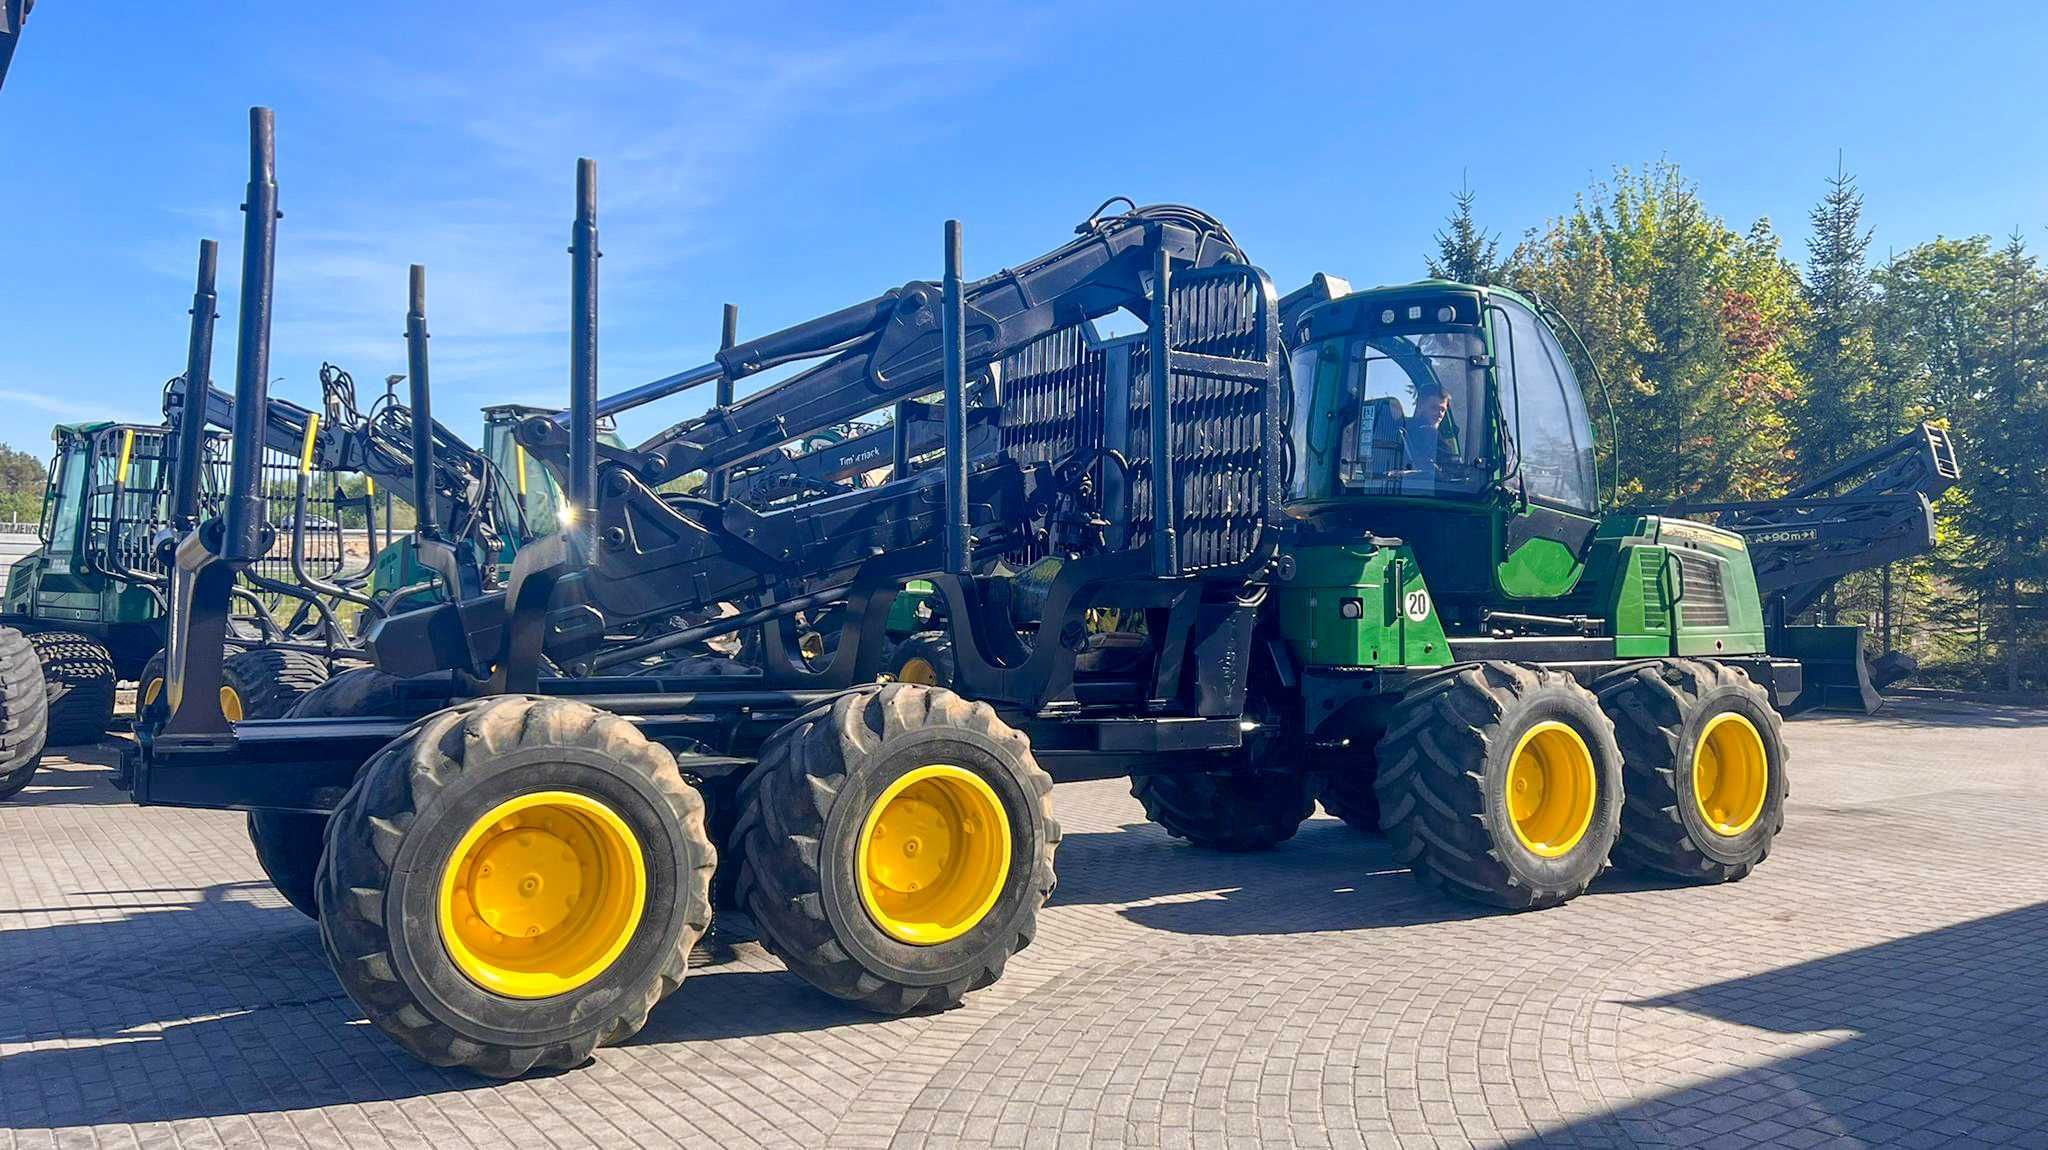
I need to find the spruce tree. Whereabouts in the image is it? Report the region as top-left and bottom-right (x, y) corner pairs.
(1428, 177), (1504, 285)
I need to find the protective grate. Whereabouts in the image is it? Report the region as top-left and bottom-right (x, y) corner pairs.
(1124, 269), (1272, 573)
(1675, 550), (1730, 628)
(255, 444), (346, 585)
(84, 428), (173, 581)
(998, 264), (1276, 575)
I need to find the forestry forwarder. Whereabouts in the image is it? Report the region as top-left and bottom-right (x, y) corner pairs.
(130, 108), (1799, 1077)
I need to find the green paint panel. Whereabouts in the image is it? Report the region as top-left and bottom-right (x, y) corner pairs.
(1496, 536), (1583, 599)
(1277, 542), (1451, 668)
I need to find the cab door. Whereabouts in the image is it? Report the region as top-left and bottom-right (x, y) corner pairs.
(1489, 298), (1601, 601)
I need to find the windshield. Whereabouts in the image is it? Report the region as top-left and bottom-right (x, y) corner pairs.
(44, 442), (88, 557)
(1287, 329), (1495, 501)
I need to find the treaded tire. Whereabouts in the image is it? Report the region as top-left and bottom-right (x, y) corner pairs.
(31, 631), (115, 746)
(1317, 754), (1381, 834)
(317, 697), (714, 1077)
(1595, 658), (1788, 882)
(135, 650), (166, 719)
(243, 665), (402, 921)
(250, 810), (326, 918)
(0, 627), (48, 801)
(222, 648), (330, 721)
(733, 683), (1057, 1013)
(889, 631), (955, 687)
(1131, 770), (1317, 851)
(1375, 662), (1622, 910)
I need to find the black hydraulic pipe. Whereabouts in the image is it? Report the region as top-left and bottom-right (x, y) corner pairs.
(588, 582), (850, 671)
(942, 220), (970, 576)
(173, 239), (218, 528)
(1149, 245), (1178, 576)
(707, 303), (738, 502)
(569, 158), (599, 548)
(404, 264), (438, 533)
(224, 107), (278, 562)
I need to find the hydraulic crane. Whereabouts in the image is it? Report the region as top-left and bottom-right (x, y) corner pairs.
(134, 107), (1816, 1081)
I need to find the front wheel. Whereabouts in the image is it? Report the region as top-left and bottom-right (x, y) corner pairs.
(31, 632), (114, 745)
(0, 627), (47, 801)
(1376, 663), (1622, 910)
(734, 683), (1057, 1013)
(318, 697), (714, 1077)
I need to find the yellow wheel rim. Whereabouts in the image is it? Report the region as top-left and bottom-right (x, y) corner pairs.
(1505, 721), (1597, 858)
(438, 790), (647, 999)
(857, 764), (1010, 945)
(1693, 712), (1769, 837)
(897, 657), (940, 686)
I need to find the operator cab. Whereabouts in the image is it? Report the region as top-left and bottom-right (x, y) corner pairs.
(1283, 282), (1603, 619)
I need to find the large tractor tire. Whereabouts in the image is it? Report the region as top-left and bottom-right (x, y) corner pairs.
(1595, 659), (1788, 883)
(221, 647), (330, 722)
(31, 631), (115, 746)
(1316, 753), (1381, 834)
(135, 650), (165, 719)
(318, 697), (714, 1077)
(0, 627), (48, 801)
(1131, 768), (1318, 851)
(241, 663), (401, 920)
(1375, 663), (1622, 910)
(734, 683), (1057, 1013)
(890, 631), (956, 687)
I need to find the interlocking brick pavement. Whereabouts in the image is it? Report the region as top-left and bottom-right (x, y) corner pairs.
(2, 698), (2045, 1148)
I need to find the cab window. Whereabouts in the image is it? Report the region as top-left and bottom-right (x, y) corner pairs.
(1494, 299), (1597, 512)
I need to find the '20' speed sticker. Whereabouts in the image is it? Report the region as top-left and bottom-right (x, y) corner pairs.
(1403, 589), (1432, 622)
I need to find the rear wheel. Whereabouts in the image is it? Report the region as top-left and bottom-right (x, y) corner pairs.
(0, 627), (47, 801)
(734, 683), (1057, 1013)
(242, 663), (396, 920)
(1131, 767), (1317, 851)
(890, 631), (955, 687)
(1596, 659), (1788, 882)
(318, 697), (713, 1076)
(1375, 663), (1621, 910)
(31, 632), (115, 745)
(221, 648), (330, 722)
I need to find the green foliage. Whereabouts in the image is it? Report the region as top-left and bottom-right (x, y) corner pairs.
(1505, 162), (1802, 503)
(1427, 180), (1506, 287)
(1438, 163), (2047, 690)
(0, 442), (48, 526)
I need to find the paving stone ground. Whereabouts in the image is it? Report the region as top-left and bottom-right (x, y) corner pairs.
(2, 697), (2045, 1148)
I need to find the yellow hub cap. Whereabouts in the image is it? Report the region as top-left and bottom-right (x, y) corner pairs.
(1693, 712), (1769, 837)
(438, 790), (647, 998)
(857, 764), (1010, 945)
(1505, 721), (1597, 858)
(897, 657), (940, 686)
(143, 679), (239, 720)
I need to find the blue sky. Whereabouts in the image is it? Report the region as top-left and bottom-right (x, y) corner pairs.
(2, 1), (2044, 454)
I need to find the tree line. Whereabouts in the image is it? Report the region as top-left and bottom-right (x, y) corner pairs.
(1432, 162), (2048, 692)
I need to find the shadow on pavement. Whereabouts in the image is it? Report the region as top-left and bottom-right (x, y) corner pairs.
(1796, 698), (2048, 730)
(1050, 819), (1494, 934)
(1505, 900), (2048, 1147)
(0, 881), (495, 1126)
(4, 743), (132, 808)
